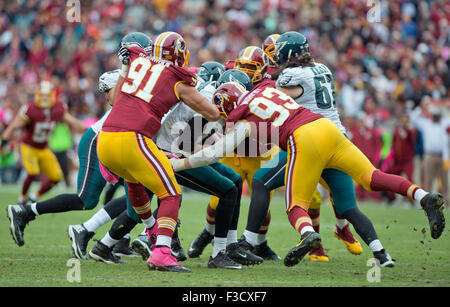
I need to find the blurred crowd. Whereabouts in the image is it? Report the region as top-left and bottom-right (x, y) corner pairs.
(0, 0), (448, 202)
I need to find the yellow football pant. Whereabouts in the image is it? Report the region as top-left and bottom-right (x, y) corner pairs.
(285, 118), (376, 212)
(97, 131), (181, 199)
(20, 143), (63, 182)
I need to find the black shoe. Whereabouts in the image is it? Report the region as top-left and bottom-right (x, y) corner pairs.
(113, 236), (139, 257)
(373, 249), (395, 268)
(131, 234), (152, 261)
(171, 236), (187, 262)
(208, 250), (243, 269)
(254, 240), (281, 260)
(6, 204), (35, 246)
(89, 240), (126, 264)
(188, 229), (213, 258)
(226, 242), (263, 266)
(171, 219), (187, 262)
(67, 224), (95, 260)
(420, 193), (446, 239)
(284, 231), (321, 267)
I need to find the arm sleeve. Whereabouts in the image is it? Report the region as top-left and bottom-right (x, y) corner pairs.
(172, 121), (251, 171)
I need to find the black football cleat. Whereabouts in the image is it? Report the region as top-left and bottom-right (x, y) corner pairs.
(226, 242), (263, 266)
(89, 240), (126, 264)
(67, 224), (95, 260)
(284, 231), (321, 267)
(113, 236), (139, 258)
(373, 249), (395, 268)
(131, 234), (153, 261)
(253, 240), (281, 260)
(6, 204), (35, 246)
(171, 236), (187, 262)
(208, 249), (243, 269)
(188, 229), (213, 258)
(420, 193), (446, 239)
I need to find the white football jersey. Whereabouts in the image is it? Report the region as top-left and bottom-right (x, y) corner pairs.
(153, 80), (217, 154)
(276, 62), (346, 134)
(90, 109), (112, 134)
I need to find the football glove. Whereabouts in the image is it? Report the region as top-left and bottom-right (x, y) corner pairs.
(118, 46), (130, 65)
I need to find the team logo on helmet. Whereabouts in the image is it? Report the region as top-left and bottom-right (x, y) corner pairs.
(153, 32), (190, 67)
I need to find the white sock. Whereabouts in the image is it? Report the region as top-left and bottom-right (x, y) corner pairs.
(30, 202), (39, 216)
(155, 235), (171, 248)
(257, 234), (266, 245)
(141, 215), (156, 229)
(205, 223), (215, 235)
(140, 227), (147, 236)
(300, 226), (315, 235)
(226, 230), (238, 245)
(212, 237), (227, 258)
(414, 189), (428, 202)
(29, 192), (38, 202)
(100, 232), (119, 248)
(243, 230), (259, 247)
(369, 239), (383, 252)
(336, 219), (348, 230)
(83, 208), (111, 233)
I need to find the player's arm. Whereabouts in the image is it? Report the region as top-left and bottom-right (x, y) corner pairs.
(176, 82), (220, 122)
(171, 120), (250, 171)
(1, 113), (27, 141)
(62, 111), (88, 134)
(109, 75), (124, 106)
(276, 86), (303, 99)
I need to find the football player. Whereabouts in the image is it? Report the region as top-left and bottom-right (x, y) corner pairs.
(240, 32), (365, 262)
(2, 80), (86, 205)
(5, 33), (152, 260)
(170, 79), (446, 268)
(187, 65), (281, 261)
(97, 31), (220, 273)
(262, 33), (280, 77)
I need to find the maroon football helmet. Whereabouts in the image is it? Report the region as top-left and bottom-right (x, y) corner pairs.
(213, 82), (248, 119)
(153, 31), (190, 67)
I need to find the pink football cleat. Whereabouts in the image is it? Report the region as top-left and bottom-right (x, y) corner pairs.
(147, 246), (191, 272)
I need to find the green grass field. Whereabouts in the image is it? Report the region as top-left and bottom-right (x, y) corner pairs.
(0, 184), (449, 287)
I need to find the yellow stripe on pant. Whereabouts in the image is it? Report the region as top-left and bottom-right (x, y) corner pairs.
(97, 131), (181, 199)
(285, 118), (376, 212)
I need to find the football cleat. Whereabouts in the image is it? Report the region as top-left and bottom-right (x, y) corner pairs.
(208, 250), (243, 269)
(188, 229), (213, 258)
(284, 231), (321, 267)
(67, 224), (95, 260)
(253, 240), (281, 261)
(131, 234), (152, 261)
(420, 193), (446, 239)
(6, 204), (35, 246)
(113, 236), (139, 258)
(334, 223), (363, 255)
(171, 219), (187, 262)
(89, 240), (126, 264)
(373, 249), (395, 268)
(147, 246), (191, 273)
(308, 244), (329, 262)
(226, 242), (263, 266)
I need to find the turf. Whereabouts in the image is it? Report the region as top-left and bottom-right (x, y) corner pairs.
(0, 184), (449, 287)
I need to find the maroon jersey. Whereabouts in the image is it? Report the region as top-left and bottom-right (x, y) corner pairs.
(20, 101), (65, 149)
(226, 86), (323, 151)
(103, 46), (197, 139)
(392, 126), (417, 163)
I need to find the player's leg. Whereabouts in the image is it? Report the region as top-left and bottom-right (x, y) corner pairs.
(32, 148), (63, 200)
(283, 125), (327, 267)
(18, 143), (40, 204)
(240, 151), (287, 260)
(328, 133), (446, 240)
(191, 157), (244, 257)
(307, 187), (329, 262)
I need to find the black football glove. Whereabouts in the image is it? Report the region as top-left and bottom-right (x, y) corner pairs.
(118, 46), (130, 65)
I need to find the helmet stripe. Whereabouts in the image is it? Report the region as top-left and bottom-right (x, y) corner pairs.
(243, 46), (254, 59)
(155, 32), (171, 59)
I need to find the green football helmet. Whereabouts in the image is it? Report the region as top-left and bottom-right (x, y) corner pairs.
(274, 31), (310, 65)
(198, 61), (226, 82)
(216, 69), (253, 91)
(120, 32), (153, 55)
